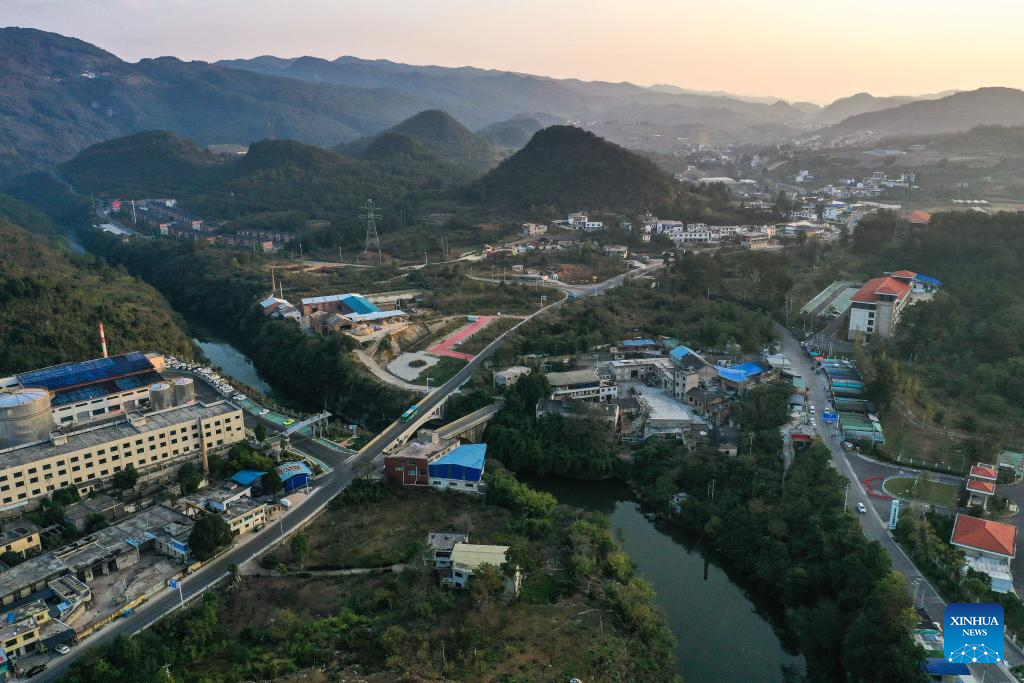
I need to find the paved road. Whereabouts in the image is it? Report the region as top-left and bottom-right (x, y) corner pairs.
(44, 257), (649, 681)
(777, 324), (1020, 679)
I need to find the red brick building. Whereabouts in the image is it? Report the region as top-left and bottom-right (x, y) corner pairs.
(383, 430), (459, 487)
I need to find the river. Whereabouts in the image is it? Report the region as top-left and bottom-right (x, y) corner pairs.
(529, 477), (804, 683)
(191, 329), (274, 396)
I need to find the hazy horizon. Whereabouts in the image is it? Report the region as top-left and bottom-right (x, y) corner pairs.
(4, 0), (1023, 103)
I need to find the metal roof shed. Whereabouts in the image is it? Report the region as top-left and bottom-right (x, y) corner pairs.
(429, 444), (486, 482)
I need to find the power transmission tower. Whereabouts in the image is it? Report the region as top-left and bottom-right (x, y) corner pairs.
(361, 199), (382, 264)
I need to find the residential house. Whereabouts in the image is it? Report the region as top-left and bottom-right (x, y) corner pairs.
(950, 513), (1016, 593)
(446, 543), (521, 595)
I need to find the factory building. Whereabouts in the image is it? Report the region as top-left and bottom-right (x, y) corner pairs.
(0, 388), (243, 508)
(0, 352), (172, 431)
(384, 430), (459, 488)
(428, 444), (487, 494)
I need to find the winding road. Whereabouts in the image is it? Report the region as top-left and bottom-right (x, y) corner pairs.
(41, 258), (651, 681)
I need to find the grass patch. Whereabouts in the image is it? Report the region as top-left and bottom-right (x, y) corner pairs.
(884, 476), (959, 507)
(520, 571), (564, 605)
(416, 356), (468, 386)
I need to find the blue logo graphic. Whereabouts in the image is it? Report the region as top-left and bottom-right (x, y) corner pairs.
(944, 603), (1004, 663)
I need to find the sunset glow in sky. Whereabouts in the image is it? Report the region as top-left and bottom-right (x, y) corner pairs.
(5, 0), (1021, 102)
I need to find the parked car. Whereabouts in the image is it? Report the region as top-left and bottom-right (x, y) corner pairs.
(842, 441), (854, 450)
(259, 408), (270, 416)
(55, 644), (71, 655)
(26, 664), (47, 678)
(856, 503), (867, 514)
(233, 394), (246, 401)
(283, 418), (295, 426)
(279, 498), (292, 509)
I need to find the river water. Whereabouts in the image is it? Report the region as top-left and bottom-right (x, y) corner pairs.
(186, 328), (803, 681)
(530, 477), (804, 683)
(191, 331), (274, 396)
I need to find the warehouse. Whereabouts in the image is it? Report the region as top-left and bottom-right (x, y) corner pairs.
(428, 444), (486, 494)
(276, 461), (313, 493)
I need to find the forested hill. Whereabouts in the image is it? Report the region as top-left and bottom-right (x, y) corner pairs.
(469, 125), (724, 216)
(0, 210), (191, 373)
(340, 110), (503, 175)
(59, 131), (463, 222)
(0, 27), (430, 178)
(855, 211), (1024, 437)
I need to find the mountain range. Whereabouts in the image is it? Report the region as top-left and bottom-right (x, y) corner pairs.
(3, 26), (1024, 180)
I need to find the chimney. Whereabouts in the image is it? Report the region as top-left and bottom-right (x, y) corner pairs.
(99, 323), (108, 358)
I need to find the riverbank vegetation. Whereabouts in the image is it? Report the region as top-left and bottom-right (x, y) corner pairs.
(62, 471), (680, 682)
(631, 385), (926, 682)
(76, 230), (412, 429)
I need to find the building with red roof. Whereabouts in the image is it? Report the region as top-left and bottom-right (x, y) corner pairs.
(950, 513), (1016, 592)
(847, 272), (915, 340)
(970, 464), (998, 481)
(904, 210), (931, 225)
(966, 479), (996, 496)
(951, 514), (1015, 557)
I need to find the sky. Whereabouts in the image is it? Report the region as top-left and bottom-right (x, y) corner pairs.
(4, 0), (1023, 102)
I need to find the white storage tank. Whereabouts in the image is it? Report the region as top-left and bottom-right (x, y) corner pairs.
(149, 383), (173, 411)
(0, 389), (54, 449)
(172, 377), (195, 406)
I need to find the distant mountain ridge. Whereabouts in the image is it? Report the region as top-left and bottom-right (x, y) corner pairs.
(0, 27), (431, 178)
(823, 87), (1024, 137)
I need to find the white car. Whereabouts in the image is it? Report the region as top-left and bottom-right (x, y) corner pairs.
(233, 394), (246, 401)
(259, 408), (270, 416)
(856, 503), (867, 514)
(55, 644), (71, 655)
(809, 405), (816, 414)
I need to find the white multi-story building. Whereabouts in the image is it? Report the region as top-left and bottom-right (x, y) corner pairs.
(545, 369), (617, 402)
(847, 271), (915, 340)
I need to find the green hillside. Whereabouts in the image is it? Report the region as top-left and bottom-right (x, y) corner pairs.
(60, 131), (459, 223)
(0, 219), (191, 373)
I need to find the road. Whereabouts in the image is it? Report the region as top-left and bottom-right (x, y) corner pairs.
(776, 323), (1021, 679)
(42, 257), (648, 681)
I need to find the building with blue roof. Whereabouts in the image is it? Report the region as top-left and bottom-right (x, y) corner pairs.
(619, 338), (659, 352)
(230, 470), (266, 487)
(300, 293), (382, 317)
(717, 362), (768, 393)
(276, 461), (313, 492)
(429, 443), (486, 494)
(920, 657), (969, 677)
(0, 351), (166, 428)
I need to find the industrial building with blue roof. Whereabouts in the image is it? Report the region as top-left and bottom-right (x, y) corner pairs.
(429, 444), (486, 494)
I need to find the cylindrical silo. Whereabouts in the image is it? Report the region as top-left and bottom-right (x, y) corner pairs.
(0, 389), (54, 449)
(149, 383), (173, 411)
(172, 377), (195, 406)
